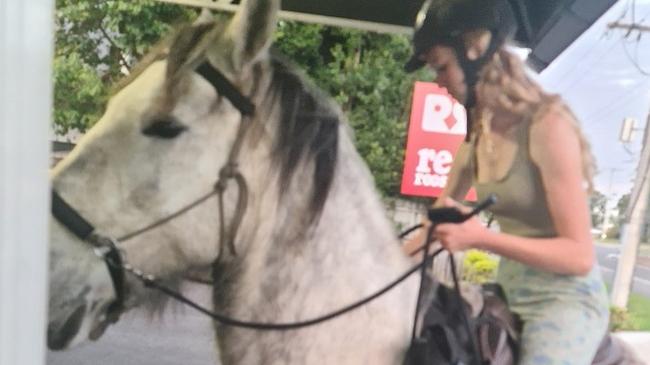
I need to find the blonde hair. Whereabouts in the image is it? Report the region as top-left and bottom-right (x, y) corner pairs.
(474, 49), (597, 193)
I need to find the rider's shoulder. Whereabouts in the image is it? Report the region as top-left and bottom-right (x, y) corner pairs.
(529, 98), (577, 144)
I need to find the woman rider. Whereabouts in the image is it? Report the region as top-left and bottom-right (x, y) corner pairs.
(403, 0), (610, 363)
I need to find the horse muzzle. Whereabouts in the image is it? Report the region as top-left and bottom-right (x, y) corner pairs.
(47, 294), (122, 350)
(47, 303), (87, 350)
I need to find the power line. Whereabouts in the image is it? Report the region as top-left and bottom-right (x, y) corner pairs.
(558, 38), (620, 94)
(582, 79), (650, 123)
(608, 18), (650, 76)
(621, 37), (650, 75)
(553, 34), (606, 89)
(555, 0), (633, 93)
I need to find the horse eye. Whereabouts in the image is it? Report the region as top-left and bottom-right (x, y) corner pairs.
(142, 117), (187, 139)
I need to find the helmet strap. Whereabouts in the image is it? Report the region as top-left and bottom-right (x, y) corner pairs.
(451, 31), (501, 141)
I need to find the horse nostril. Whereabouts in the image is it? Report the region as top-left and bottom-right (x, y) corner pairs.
(47, 304), (87, 350)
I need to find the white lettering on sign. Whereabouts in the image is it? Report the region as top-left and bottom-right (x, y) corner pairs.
(414, 173), (448, 188)
(421, 93), (467, 135)
(413, 148), (453, 187)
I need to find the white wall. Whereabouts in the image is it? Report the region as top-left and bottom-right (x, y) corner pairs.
(384, 198), (426, 232)
(0, 1), (54, 364)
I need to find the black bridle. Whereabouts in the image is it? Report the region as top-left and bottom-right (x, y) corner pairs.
(51, 59), (445, 331)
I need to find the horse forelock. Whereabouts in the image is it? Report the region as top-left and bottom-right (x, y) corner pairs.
(110, 19), (222, 99)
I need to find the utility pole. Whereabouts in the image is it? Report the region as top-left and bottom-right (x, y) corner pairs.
(611, 114), (650, 308)
(608, 21), (650, 34)
(608, 20), (650, 308)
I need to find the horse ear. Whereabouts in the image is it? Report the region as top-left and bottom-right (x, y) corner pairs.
(224, 0), (279, 72)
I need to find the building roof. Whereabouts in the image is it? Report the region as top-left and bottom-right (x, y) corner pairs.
(158, 0), (617, 72)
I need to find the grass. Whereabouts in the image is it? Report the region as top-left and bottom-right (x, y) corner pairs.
(606, 283), (650, 331)
(626, 292), (650, 331)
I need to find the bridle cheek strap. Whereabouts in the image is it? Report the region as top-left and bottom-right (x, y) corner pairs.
(452, 32), (501, 141)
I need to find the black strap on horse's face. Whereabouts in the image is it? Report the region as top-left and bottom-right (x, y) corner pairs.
(51, 59), (255, 322)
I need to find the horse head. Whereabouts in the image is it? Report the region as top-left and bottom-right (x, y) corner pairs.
(48, 0), (284, 349)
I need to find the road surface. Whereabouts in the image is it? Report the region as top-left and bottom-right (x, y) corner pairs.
(596, 244), (650, 298)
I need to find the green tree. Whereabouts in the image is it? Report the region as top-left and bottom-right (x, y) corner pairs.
(53, 52), (106, 134)
(589, 190), (607, 228)
(617, 193), (630, 220)
(614, 192), (650, 242)
(54, 0), (194, 134)
(275, 23), (431, 195)
(607, 193), (630, 239)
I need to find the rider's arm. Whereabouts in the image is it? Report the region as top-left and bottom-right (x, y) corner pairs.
(402, 141), (474, 256)
(474, 108), (595, 275)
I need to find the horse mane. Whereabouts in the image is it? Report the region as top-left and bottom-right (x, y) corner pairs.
(268, 53), (339, 223)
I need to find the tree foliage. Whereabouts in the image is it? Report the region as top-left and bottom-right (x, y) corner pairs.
(53, 5), (429, 196)
(617, 193), (630, 221)
(604, 193), (630, 239)
(54, 0), (195, 133)
(589, 189), (607, 228)
(274, 22), (431, 195)
(53, 52), (106, 134)
(463, 249), (498, 284)
(610, 193), (650, 241)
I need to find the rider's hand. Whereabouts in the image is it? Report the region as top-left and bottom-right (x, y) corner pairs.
(434, 198), (489, 253)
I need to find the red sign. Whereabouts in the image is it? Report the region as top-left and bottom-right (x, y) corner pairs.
(400, 82), (476, 201)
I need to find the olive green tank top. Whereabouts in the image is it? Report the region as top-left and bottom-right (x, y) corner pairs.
(471, 115), (609, 318)
(473, 117), (555, 238)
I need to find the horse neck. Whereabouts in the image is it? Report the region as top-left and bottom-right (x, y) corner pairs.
(243, 127), (412, 292)
(213, 126), (417, 364)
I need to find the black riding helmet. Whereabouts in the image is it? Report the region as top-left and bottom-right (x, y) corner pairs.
(405, 0), (518, 139)
(405, 0), (518, 74)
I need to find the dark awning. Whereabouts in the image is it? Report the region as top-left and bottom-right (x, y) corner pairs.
(158, 0), (617, 71)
